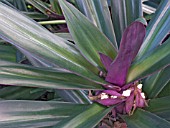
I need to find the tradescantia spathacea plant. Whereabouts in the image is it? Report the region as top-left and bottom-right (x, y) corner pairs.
(92, 21), (147, 115)
(0, 0), (170, 128)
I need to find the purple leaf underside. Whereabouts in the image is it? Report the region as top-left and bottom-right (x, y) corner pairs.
(99, 52), (113, 70)
(106, 22), (146, 86)
(97, 98), (123, 106)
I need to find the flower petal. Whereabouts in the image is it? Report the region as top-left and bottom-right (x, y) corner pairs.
(106, 22), (146, 86)
(99, 52), (113, 71)
(97, 98), (123, 106)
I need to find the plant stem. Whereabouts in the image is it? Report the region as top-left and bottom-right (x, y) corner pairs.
(38, 20), (66, 25)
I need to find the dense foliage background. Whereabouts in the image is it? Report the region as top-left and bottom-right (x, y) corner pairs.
(0, 0), (169, 128)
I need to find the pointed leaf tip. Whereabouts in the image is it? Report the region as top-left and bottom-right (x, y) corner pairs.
(99, 52), (113, 71)
(59, 0), (117, 68)
(106, 21), (146, 86)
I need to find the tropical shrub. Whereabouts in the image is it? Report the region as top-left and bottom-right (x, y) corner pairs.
(0, 0), (169, 128)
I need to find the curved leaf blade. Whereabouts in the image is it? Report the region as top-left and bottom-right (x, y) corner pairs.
(0, 86), (46, 100)
(26, 0), (57, 17)
(23, 12), (48, 20)
(74, 0), (96, 23)
(0, 3), (105, 83)
(0, 60), (103, 90)
(13, 0), (27, 11)
(111, 0), (127, 45)
(122, 108), (170, 128)
(111, 0), (143, 45)
(158, 81), (170, 98)
(55, 33), (73, 41)
(0, 100), (89, 128)
(49, 0), (62, 15)
(54, 103), (112, 128)
(127, 38), (170, 83)
(125, 0), (143, 25)
(143, 66), (170, 99)
(88, 0), (118, 48)
(145, 96), (170, 121)
(138, 0), (170, 58)
(55, 90), (92, 104)
(59, 0), (117, 68)
(0, 45), (16, 62)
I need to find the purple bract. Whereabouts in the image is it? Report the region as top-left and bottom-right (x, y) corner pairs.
(93, 21), (147, 116)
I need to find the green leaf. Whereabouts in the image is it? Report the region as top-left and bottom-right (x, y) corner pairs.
(0, 86), (46, 100)
(138, 0), (170, 58)
(93, 0), (118, 48)
(0, 100), (90, 128)
(50, 0), (62, 15)
(145, 96), (170, 121)
(0, 60), (103, 90)
(158, 81), (170, 97)
(0, 45), (16, 62)
(26, 0), (51, 15)
(54, 103), (111, 128)
(0, 3), (106, 83)
(76, 0), (117, 48)
(27, 0), (64, 20)
(74, 0), (95, 22)
(55, 90), (91, 104)
(0, 0), (16, 9)
(111, 0), (143, 45)
(13, 0), (27, 11)
(55, 33), (73, 41)
(127, 38), (170, 83)
(23, 12), (48, 20)
(122, 108), (170, 128)
(59, 0), (117, 68)
(143, 66), (170, 99)
(111, 0), (127, 45)
(125, 0), (143, 25)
